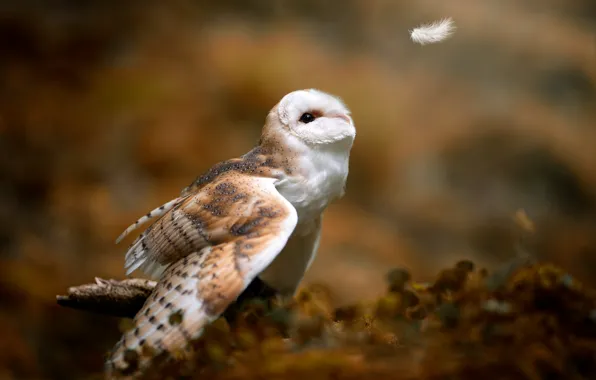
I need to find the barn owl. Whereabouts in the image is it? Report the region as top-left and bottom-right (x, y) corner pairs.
(106, 89), (355, 378)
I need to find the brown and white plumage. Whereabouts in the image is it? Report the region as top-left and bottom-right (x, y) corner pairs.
(106, 89), (355, 378)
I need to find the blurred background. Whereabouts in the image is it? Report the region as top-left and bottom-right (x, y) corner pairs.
(0, 0), (595, 378)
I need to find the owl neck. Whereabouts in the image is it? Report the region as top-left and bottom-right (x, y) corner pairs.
(261, 130), (353, 221)
(184, 130), (350, 200)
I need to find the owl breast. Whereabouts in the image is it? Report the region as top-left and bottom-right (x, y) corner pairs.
(275, 143), (351, 228)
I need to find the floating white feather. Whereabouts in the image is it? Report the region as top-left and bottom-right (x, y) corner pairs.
(410, 17), (456, 45)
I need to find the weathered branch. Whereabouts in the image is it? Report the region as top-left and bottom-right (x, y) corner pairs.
(56, 278), (156, 318)
(56, 276), (280, 320)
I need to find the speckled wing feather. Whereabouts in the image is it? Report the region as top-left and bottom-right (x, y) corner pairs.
(115, 197), (186, 245)
(120, 147), (286, 279)
(106, 175), (298, 378)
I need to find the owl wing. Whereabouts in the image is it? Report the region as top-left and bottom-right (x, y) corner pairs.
(106, 175), (298, 378)
(120, 171), (292, 278)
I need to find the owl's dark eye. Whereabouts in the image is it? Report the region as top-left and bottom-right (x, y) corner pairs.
(299, 112), (316, 124)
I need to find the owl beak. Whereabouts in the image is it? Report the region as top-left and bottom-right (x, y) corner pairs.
(331, 113), (352, 124)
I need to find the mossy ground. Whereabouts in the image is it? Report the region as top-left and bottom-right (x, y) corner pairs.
(110, 259), (596, 380)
